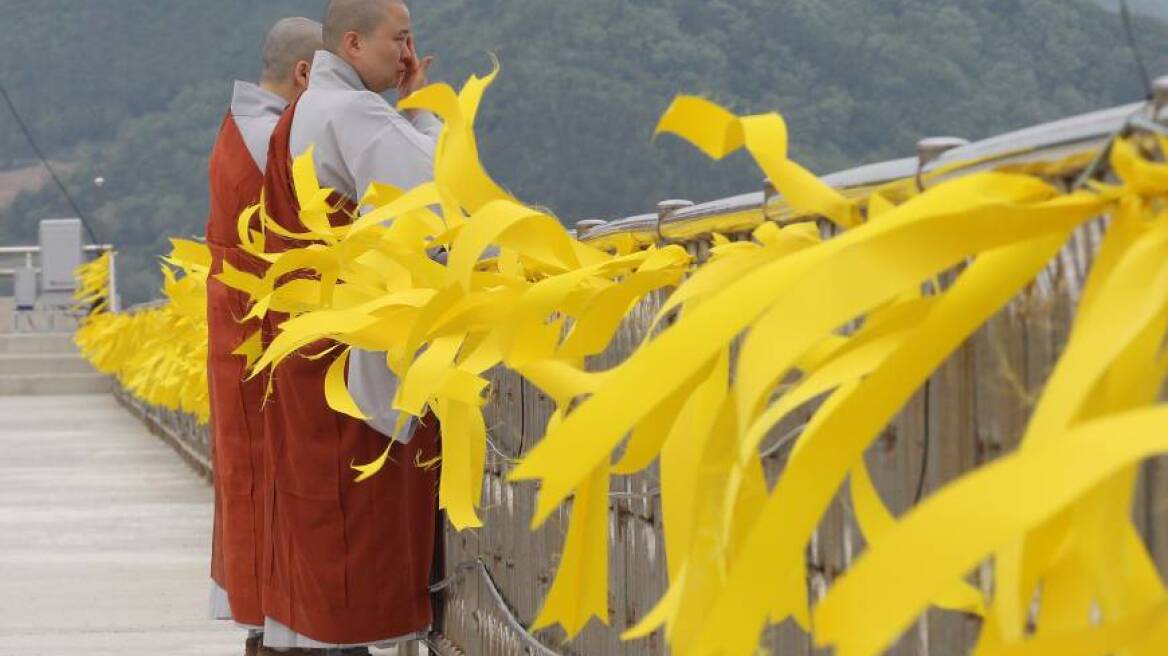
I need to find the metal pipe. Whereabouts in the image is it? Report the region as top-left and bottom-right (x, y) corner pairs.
(655, 199), (694, 244)
(915, 136), (970, 191)
(582, 98), (1152, 247)
(574, 219), (607, 239)
(0, 244), (114, 255)
(108, 250), (120, 313)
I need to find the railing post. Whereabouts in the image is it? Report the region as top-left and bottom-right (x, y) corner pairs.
(655, 199), (694, 245)
(574, 219), (607, 240)
(915, 136), (970, 191)
(1153, 75), (1168, 117)
(107, 249), (119, 313)
(762, 177), (779, 222)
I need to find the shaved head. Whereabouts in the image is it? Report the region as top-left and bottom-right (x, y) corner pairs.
(323, 0), (407, 53)
(261, 17), (323, 84)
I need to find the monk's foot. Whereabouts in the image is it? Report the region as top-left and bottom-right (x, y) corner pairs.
(244, 635), (262, 656)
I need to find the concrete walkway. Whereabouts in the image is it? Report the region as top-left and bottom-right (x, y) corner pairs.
(0, 394), (241, 655)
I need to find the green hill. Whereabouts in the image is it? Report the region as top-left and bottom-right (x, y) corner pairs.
(3, 0), (1167, 302)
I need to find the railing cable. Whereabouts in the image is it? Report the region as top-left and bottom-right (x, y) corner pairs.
(1119, 0), (1153, 100)
(0, 77), (102, 245)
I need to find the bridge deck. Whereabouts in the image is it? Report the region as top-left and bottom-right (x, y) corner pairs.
(0, 394), (240, 655)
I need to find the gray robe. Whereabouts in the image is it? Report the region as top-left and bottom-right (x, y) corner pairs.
(291, 49), (441, 446)
(209, 79), (285, 632)
(263, 49), (440, 651)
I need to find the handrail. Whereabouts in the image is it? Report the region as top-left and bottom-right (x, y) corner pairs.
(581, 99), (1151, 248)
(0, 244), (115, 280)
(0, 244), (115, 255)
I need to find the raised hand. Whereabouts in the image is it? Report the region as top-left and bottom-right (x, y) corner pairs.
(397, 35), (434, 99)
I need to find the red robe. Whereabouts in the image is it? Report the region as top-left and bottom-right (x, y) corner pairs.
(259, 100), (440, 643)
(205, 112), (270, 626)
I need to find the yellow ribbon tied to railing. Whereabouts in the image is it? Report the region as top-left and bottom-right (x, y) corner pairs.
(76, 240), (211, 422)
(78, 61), (1168, 655)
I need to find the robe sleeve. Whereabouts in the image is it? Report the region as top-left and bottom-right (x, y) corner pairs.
(336, 93), (439, 201)
(347, 348), (415, 442)
(334, 93), (444, 441)
(409, 109), (443, 139)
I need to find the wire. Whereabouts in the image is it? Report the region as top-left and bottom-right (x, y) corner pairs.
(1119, 0), (1154, 100)
(913, 385), (931, 504)
(0, 77), (102, 245)
(913, 423), (931, 504)
(759, 420), (809, 460)
(428, 559), (559, 656)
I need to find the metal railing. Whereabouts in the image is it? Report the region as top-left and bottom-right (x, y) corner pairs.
(581, 99), (1154, 248)
(2, 244), (117, 332)
(114, 387), (212, 481)
(0, 243), (114, 274)
(100, 82), (1168, 655)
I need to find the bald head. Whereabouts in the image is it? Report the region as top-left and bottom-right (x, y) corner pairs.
(323, 0), (407, 53)
(261, 17), (323, 85)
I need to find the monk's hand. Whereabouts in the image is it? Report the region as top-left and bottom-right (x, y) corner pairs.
(398, 35), (434, 99)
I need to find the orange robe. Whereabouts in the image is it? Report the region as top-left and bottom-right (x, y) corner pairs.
(205, 111), (269, 627)
(259, 100), (440, 644)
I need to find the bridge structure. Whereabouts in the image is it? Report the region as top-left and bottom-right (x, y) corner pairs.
(4, 83), (1168, 656)
(0, 271), (244, 654)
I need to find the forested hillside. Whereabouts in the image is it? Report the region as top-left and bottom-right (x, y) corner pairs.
(2, 0), (1167, 302)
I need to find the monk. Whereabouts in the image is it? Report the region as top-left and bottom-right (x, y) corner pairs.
(257, 1), (442, 652)
(205, 17), (322, 656)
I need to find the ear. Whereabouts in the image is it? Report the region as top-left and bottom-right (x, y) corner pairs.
(343, 31), (362, 57)
(295, 60), (311, 87)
